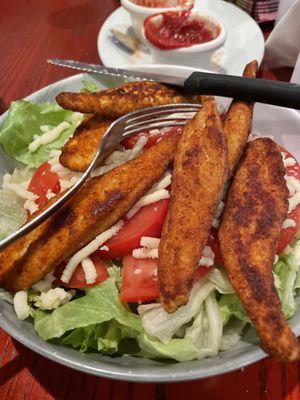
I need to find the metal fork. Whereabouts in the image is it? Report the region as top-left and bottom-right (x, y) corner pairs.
(0, 103), (201, 251)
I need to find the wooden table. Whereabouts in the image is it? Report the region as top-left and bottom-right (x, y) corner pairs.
(0, 1), (299, 399)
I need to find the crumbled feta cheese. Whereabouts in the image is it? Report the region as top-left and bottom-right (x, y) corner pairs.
(212, 218), (220, 229)
(198, 257), (214, 266)
(29, 121), (71, 153)
(285, 175), (300, 195)
(140, 237), (160, 249)
(149, 171), (172, 193)
(14, 291), (30, 320)
(284, 157), (296, 167)
(126, 136), (148, 161)
(215, 201), (225, 219)
(32, 271), (56, 292)
(46, 189), (56, 200)
(198, 246), (215, 266)
(40, 125), (51, 133)
(282, 218), (296, 229)
(49, 149), (62, 159)
(202, 245), (214, 259)
(61, 221), (124, 283)
(149, 128), (160, 136)
(59, 179), (73, 191)
(127, 189), (169, 219)
(24, 199), (38, 214)
(132, 248), (159, 259)
(134, 268), (142, 275)
(37, 288), (73, 310)
(289, 191), (300, 212)
(82, 257), (97, 284)
(99, 245), (109, 251)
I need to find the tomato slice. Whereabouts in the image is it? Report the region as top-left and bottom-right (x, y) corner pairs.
(277, 147), (300, 254)
(28, 162), (60, 208)
(54, 253), (108, 289)
(207, 227), (223, 265)
(194, 265), (213, 281)
(97, 199), (169, 259)
(121, 126), (182, 150)
(120, 255), (159, 302)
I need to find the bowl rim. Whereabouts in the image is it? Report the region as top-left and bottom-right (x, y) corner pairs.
(121, 0), (194, 16)
(0, 71), (300, 382)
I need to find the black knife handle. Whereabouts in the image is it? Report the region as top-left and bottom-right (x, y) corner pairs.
(184, 71), (300, 109)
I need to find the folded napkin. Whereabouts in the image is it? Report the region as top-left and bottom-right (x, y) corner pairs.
(265, 0), (300, 68)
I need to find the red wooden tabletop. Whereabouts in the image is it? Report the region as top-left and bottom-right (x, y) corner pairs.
(0, 1), (299, 399)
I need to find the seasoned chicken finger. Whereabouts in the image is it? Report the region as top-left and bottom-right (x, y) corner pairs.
(1, 133), (180, 291)
(59, 115), (113, 172)
(219, 138), (300, 361)
(56, 81), (201, 119)
(224, 60), (258, 177)
(158, 96), (228, 313)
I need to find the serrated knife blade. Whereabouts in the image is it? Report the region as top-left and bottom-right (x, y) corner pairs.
(47, 59), (186, 86)
(47, 58), (300, 110)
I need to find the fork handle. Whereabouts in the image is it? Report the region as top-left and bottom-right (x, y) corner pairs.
(184, 71), (300, 109)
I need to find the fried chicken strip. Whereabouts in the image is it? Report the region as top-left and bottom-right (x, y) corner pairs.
(0, 133), (180, 291)
(158, 96), (228, 313)
(59, 115), (113, 172)
(219, 138), (300, 361)
(56, 81), (201, 119)
(224, 60), (258, 177)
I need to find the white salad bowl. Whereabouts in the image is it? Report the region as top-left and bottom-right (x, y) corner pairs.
(0, 65), (299, 382)
(120, 0), (194, 43)
(143, 12), (226, 67)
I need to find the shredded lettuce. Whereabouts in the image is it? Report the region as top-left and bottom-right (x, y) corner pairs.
(0, 101), (81, 167)
(28, 239), (300, 361)
(138, 280), (214, 344)
(137, 292), (223, 361)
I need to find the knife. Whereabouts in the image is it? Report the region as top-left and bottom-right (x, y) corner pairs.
(48, 59), (300, 109)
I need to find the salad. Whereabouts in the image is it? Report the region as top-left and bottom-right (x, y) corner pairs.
(0, 78), (299, 363)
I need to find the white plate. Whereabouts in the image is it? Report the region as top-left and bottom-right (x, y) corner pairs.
(97, 0), (265, 76)
(0, 69), (299, 382)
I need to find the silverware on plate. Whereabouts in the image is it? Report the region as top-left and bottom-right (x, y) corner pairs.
(0, 103), (200, 251)
(48, 58), (300, 110)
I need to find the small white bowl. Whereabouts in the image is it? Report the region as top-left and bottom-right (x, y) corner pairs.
(120, 0), (194, 43)
(143, 12), (226, 68)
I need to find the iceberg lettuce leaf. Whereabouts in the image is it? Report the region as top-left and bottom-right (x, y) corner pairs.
(34, 277), (142, 341)
(0, 100), (80, 167)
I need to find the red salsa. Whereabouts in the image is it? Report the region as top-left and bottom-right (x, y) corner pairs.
(144, 11), (220, 50)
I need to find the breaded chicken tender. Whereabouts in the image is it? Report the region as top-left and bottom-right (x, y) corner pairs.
(1, 133), (180, 291)
(56, 81), (201, 118)
(59, 115), (113, 172)
(158, 96), (228, 313)
(224, 60), (258, 177)
(219, 138), (300, 361)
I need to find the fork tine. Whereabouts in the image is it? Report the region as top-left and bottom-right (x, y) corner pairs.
(125, 103), (201, 125)
(0, 103), (201, 251)
(123, 121), (187, 138)
(124, 114), (196, 133)
(125, 108), (199, 128)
